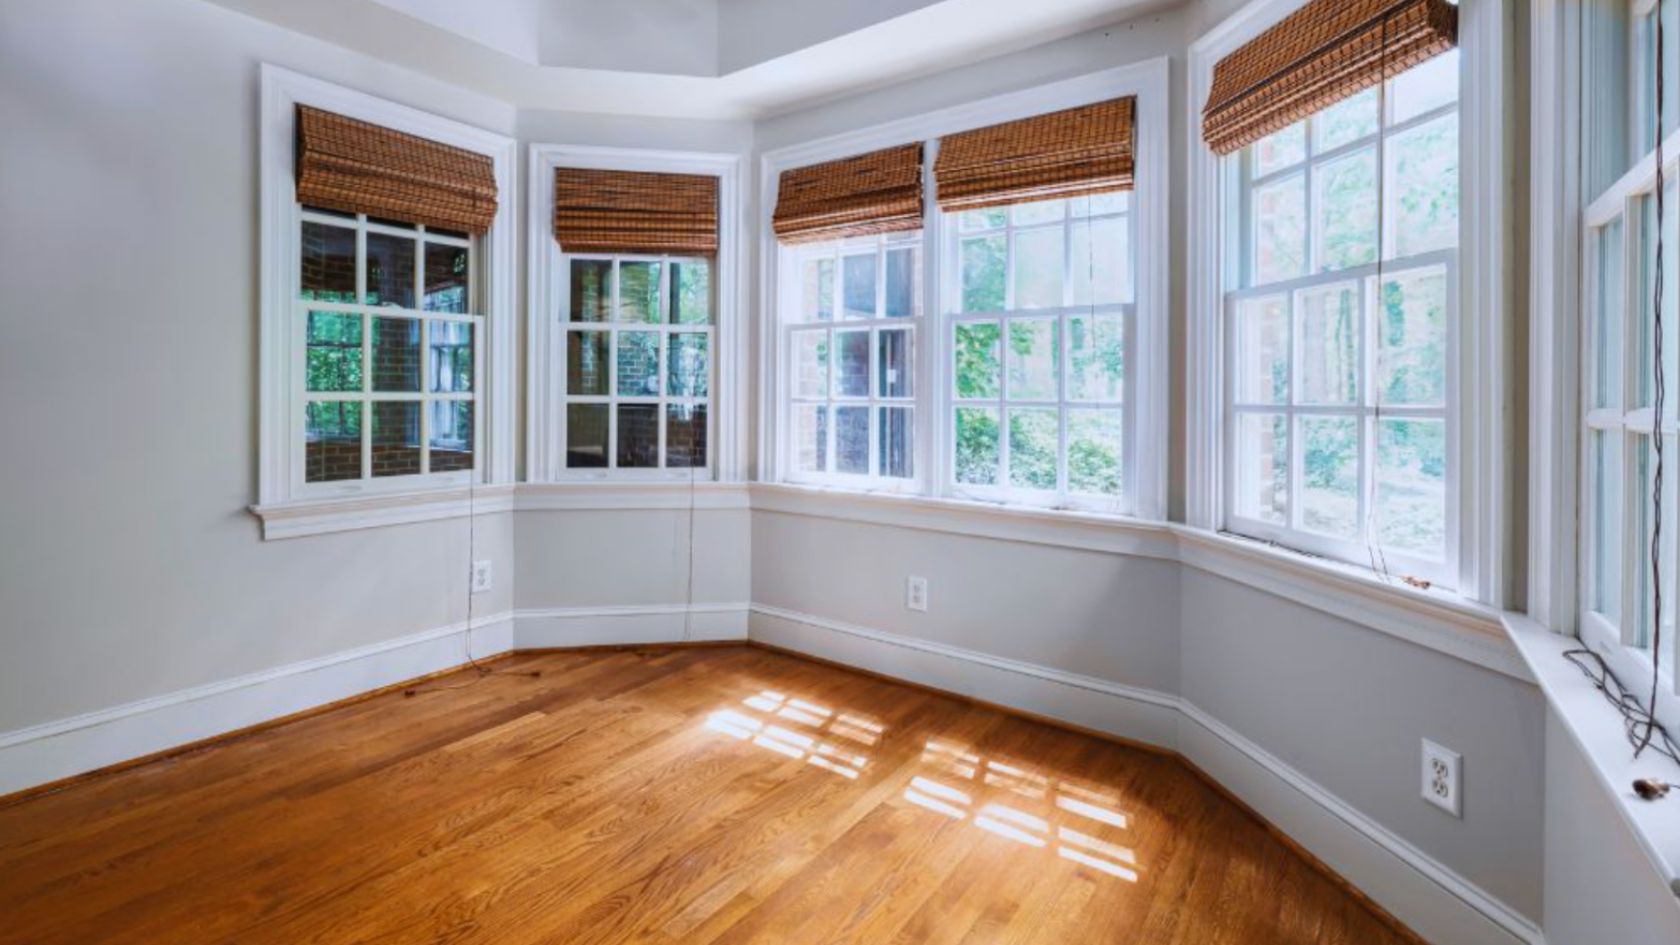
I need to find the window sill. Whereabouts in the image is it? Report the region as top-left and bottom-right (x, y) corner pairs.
(1504, 614), (1680, 901)
(249, 485), (516, 540)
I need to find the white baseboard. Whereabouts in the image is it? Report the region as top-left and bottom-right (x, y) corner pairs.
(514, 603), (750, 649)
(0, 612), (514, 798)
(747, 603), (1541, 945)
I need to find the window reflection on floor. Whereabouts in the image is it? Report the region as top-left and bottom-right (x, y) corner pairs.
(702, 688), (1139, 882)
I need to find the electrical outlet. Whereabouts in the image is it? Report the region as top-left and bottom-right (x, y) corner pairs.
(1421, 739), (1461, 817)
(906, 575), (928, 612)
(471, 560), (493, 594)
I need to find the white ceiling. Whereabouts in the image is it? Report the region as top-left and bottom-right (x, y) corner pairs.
(208, 0), (1169, 119)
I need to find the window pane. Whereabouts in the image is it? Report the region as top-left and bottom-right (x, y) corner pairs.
(1008, 408), (1058, 490)
(1390, 48), (1459, 123)
(794, 331), (829, 399)
(1387, 113), (1459, 259)
(1377, 267), (1448, 405)
(954, 407), (1000, 485)
(1299, 416), (1358, 539)
(570, 260), (612, 322)
(1233, 296), (1287, 404)
(1314, 148), (1377, 271)
(1013, 226), (1064, 309)
(1590, 431), (1623, 620)
(1006, 319), (1058, 401)
(1067, 313), (1124, 402)
(669, 332), (709, 398)
(566, 403), (608, 467)
(1254, 173), (1306, 284)
(618, 261), (661, 324)
(962, 235), (1007, 312)
(842, 253), (877, 319)
(1296, 282), (1359, 404)
(567, 330), (609, 396)
(301, 222), (356, 302)
(370, 317), (421, 393)
(954, 321), (1001, 399)
(878, 328), (913, 398)
(306, 312), (363, 392)
(365, 232), (416, 308)
(1070, 192), (1128, 217)
(835, 405), (869, 474)
(305, 401), (362, 482)
(1253, 123), (1306, 176)
(1313, 87), (1377, 151)
(1234, 413), (1288, 524)
(879, 406), (913, 478)
(429, 321), (473, 393)
(1375, 419), (1445, 559)
(835, 330), (870, 397)
(884, 246), (919, 318)
(617, 404), (659, 467)
(617, 331), (659, 397)
(429, 401), (473, 472)
(1013, 199), (1064, 226)
(960, 207), (1006, 231)
(371, 401), (421, 478)
(1068, 409), (1122, 496)
(803, 257), (834, 321)
(667, 404), (708, 468)
(422, 242), (469, 313)
(1070, 215), (1129, 305)
(1633, 434), (1677, 650)
(669, 260), (711, 325)
(1594, 219), (1624, 409)
(796, 404), (828, 473)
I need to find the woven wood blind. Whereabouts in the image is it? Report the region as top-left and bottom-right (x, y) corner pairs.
(552, 169), (719, 255)
(772, 144), (924, 244)
(294, 106), (498, 234)
(934, 97), (1135, 213)
(1202, 0), (1457, 156)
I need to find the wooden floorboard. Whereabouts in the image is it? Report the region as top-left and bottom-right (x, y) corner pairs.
(0, 646), (1425, 945)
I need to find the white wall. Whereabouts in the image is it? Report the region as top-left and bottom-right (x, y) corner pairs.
(538, 0), (719, 77)
(368, 0), (542, 63)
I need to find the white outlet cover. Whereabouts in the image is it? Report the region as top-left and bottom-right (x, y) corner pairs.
(471, 560), (493, 594)
(906, 576), (928, 612)
(1421, 738), (1461, 818)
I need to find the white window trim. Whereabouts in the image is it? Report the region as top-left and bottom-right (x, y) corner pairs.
(1186, 0), (1510, 606)
(526, 144), (744, 484)
(756, 58), (1170, 521)
(253, 65), (518, 531)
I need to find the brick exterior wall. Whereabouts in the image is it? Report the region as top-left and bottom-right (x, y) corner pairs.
(301, 222), (356, 301)
(307, 440), (362, 482)
(371, 318), (421, 392)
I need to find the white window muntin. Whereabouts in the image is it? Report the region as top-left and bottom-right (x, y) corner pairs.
(943, 198), (1135, 512)
(291, 206), (482, 497)
(558, 252), (713, 477)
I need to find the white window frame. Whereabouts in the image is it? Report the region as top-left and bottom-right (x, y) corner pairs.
(1187, 0), (1510, 605)
(527, 144), (744, 483)
(758, 59), (1170, 521)
(556, 252), (715, 477)
(255, 65), (517, 517)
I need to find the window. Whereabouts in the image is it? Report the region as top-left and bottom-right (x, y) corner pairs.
(1224, 51), (1460, 583)
(783, 233), (922, 485)
(299, 208), (480, 489)
(948, 194), (1134, 508)
(561, 255), (712, 473)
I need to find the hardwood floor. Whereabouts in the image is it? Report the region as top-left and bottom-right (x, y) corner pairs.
(0, 646), (1422, 944)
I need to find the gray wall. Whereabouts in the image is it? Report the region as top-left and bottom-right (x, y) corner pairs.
(517, 509), (751, 610)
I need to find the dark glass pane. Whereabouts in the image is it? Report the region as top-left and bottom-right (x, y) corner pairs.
(429, 401), (474, 472)
(667, 404), (708, 468)
(617, 331), (660, 397)
(877, 328), (912, 398)
(306, 312), (362, 392)
(570, 260), (612, 322)
(423, 242), (470, 313)
(365, 232), (416, 308)
(371, 401), (421, 477)
(301, 222), (356, 302)
(884, 246), (918, 317)
(836, 405), (869, 474)
(618, 261), (661, 323)
(669, 260), (711, 324)
(429, 321), (473, 393)
(879, 406), (913, 478)
(371, 317), (421, 392)
(567, 404), (608, 467)
(835, 330), (869, 397)
(617, 404), (659, 467)
(668, 333), (709, 398)
(568, 331), (608, 396)
(305, 401), (362, 482)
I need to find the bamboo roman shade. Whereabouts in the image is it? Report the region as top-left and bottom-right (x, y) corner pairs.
(934, 97), (1135, 213)
(772, 144), (924, 244)
(294, 105), (498, 234)
(1202, 0), (1458, 156)
(552, 169), (719, 256)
